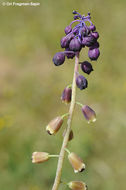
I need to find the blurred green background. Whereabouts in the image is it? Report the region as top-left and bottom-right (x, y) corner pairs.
(0, 0), (126, 189)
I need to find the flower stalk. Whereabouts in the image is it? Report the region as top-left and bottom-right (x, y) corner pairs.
(32, 11), (100, 190)
(52, 52), (79, 190)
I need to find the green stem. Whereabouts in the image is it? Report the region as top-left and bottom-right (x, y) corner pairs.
(67, 84), (72, 88)
(76, 101), (83, 107)
(61, 113), (69, 119)
(64, 148), (70, 155)
(51, 52), (79, 190)
(49, 155), (59, 158)
(60, 180), (68, 185)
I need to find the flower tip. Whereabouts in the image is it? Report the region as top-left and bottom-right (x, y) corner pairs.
(93, 117), (97, 122)
(87, 117), (96, 124)
(31, 152), (37, 163)
(81, 163), (86, 171)
(74, 163), (86, 173)
(32, 159), (35, 163)
(46, 128), (53, 135)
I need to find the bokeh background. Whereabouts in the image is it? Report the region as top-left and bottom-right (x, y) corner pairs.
(0, 0), (126, 189)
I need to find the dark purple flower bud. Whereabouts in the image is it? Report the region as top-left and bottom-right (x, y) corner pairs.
(88, 48), (100, 61)
(69, 38), (82, 52)
(90, 41), (99, 49)
(76, 75), (88, 90)
(81, 38), (86, 47)
(63, 129), (74, 141)
(81, 36), (96, 47)
(73, 27), (79, 35)
(73, 10), (77, 14)
(60, 36), (69, 48)
(91, 32), (99, 39)
(53, 52), (65, 66)
(65, 25), (72, 35)
(61, 86), (72, 104)
(88, 25), (96, 31)
(61, 33), (74, 48)
(81, 28), (87, 37)
(81, 28), (90, 37)
(80, 61), (93, 75)
(74, 15), (79, 20)
(65, 48), (75, 59)
(82, 105), (96, 123)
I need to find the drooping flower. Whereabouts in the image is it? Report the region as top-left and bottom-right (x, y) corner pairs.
(68, 181), (88, 190)
(61, 86), (72, 104)
(76, 75), (88, 90)
(80, 61), (93, 75)
(82, 105), (96, 123)
(88, 48), (100, 61)
(32, 152), (49, 163)
(68, 152), (85, 173)
(53, 52), (65, 66)
(46, 116), (63, 135)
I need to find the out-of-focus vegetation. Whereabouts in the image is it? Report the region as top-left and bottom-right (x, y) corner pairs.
(0, 0), (126, 189)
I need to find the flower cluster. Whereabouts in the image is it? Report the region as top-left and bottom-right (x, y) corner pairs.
(32, 11), (100, 190)
(53, 11), (100, 91)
